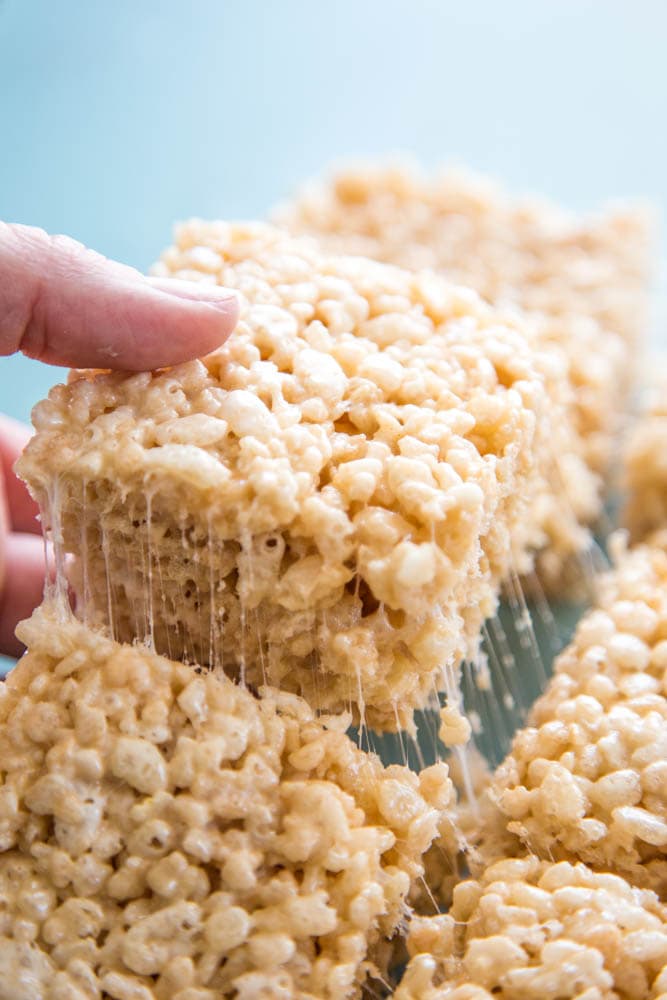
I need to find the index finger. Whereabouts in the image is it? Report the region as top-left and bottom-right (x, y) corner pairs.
(0, 223), (239, 371)
(0, 414), (40, 534)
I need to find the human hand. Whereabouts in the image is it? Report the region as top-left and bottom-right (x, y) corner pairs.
(0, 222), (239, 656)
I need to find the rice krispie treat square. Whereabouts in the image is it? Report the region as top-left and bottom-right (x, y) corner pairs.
(0, 607), (457, 999)
(278, 164), (653, 586)
(18, 223), (543, 732)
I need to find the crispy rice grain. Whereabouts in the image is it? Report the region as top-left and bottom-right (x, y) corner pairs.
(394, 857), (667, 1000)
(18, 223), (542, 732)
(0, 607), (456, 1000)
(278, 163), (653, 585)
(491, 535), (667, 894)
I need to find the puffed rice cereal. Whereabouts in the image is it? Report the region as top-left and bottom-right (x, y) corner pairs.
(278, 163), (653, 584)
(0, 605), (457, 1000)
(491, 534), (667, 894)
(394, 856), (667, 1000)
(18, 222), (543, 732)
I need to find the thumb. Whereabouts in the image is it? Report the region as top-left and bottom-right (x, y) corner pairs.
(0, 223), (238, 371)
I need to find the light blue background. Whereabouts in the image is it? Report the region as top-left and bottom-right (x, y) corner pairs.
(1, 0), (666, 421)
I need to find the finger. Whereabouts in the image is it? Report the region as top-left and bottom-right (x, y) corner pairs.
(0, 532), (46, 657)
(0, 414), (41, 534)
(0, 223), (239, 371)
(0, 461), (7, 605)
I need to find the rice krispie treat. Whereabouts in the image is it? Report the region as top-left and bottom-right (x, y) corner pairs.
(623, 374), (667, 541)
(0, 606), (457, 1000)
(18, 222), (543, 732)
(491, 535), (667, 894)
(278, 164), (649, 351)
(394, 856), (667, 1000)
(278, 163), (653, 583)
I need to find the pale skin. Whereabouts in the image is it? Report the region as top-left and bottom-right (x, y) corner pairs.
(0, 222), (239, 656)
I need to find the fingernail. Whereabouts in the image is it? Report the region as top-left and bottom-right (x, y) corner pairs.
(148, 276), (238, 307)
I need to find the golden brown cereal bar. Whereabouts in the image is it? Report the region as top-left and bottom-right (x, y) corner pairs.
(18, 223), (543, 732)
(0, 606), (456, 1000)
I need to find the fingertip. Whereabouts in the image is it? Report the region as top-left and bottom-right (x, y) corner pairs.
(1, 223), (241, 372)
(147, 276), (239, 308)
(0, 415), (41, 535)
(94, 282), (240, 372)
(145, 279), (240, 362)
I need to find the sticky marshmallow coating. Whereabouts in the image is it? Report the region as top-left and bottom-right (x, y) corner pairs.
(394, 857), (667, 1000)
(18, 223), (542, 732)
(278, 163), (653, 584)
(0, 607), (456, 1000)
(491, 535), (667, 895)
